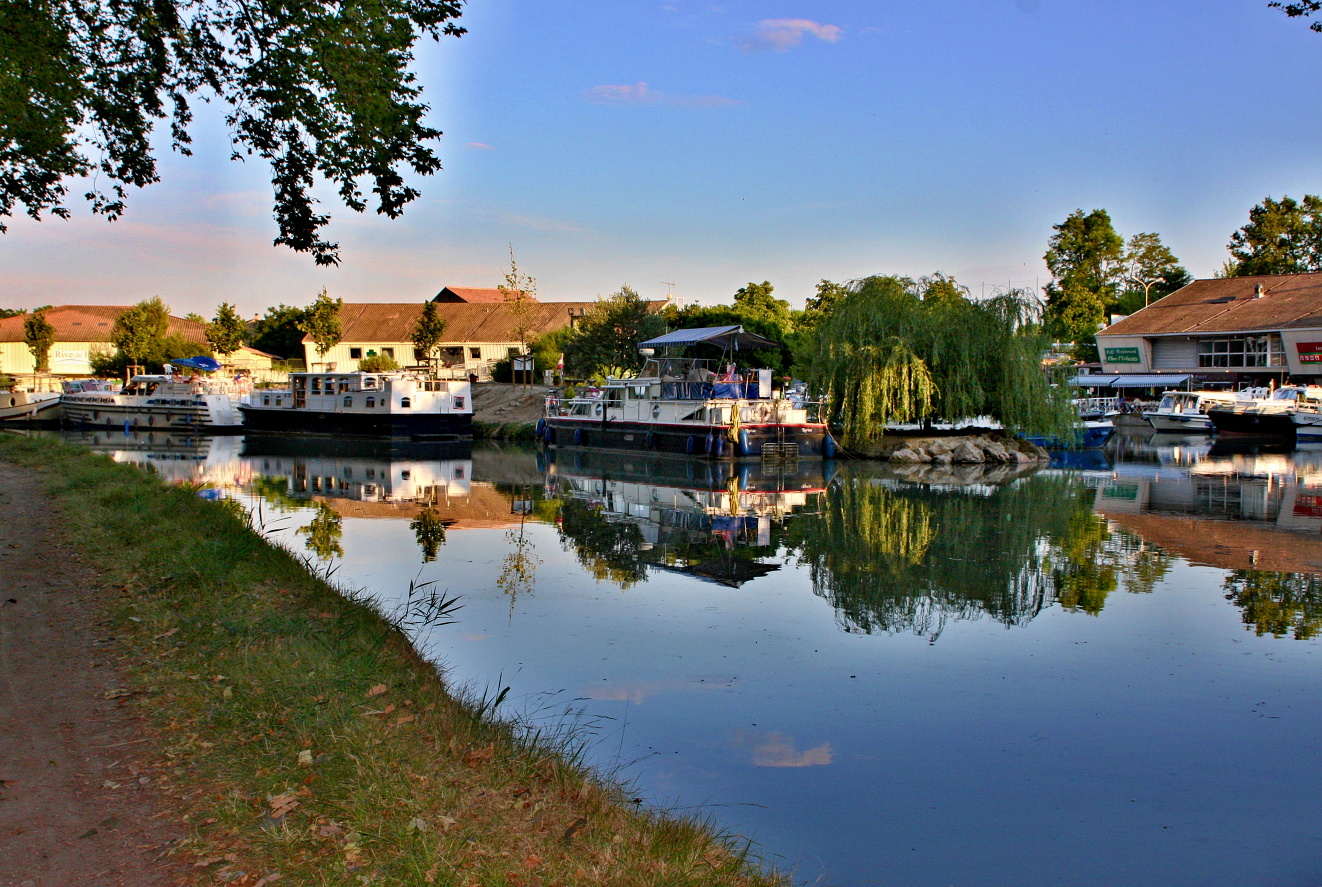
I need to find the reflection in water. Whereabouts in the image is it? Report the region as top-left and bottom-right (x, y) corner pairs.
(297, 502), (344, 561)
(546, 451), (830, 588)
(1223, 571), (1322, 640)
(409, 509), (450, 562)
(497, 487), (542, 608)
(792, 470), (1172, 639)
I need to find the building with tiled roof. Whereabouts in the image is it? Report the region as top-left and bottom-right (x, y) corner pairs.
(433, 286), (523, 304)
(303, 299), (668, 377)
(0, 305), (210, 376)
(1095, 272), (1322, 383)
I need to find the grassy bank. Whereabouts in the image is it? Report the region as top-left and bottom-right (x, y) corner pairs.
(473, 421), (537, 441)
(0, 435), (783, 887)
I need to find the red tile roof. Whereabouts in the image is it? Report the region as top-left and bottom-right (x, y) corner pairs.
(0, 305), (208, 343)
(1100, 273), (1322, 337)
(434, 287), (524, 304)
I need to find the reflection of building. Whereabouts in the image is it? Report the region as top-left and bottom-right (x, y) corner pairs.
(547, 450), (830, 586)
(64, 429), (250, 487)
(1083, 452), (1322, 573)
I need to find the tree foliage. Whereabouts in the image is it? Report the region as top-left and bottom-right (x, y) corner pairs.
(562, 285), (666, 380)
(411, 300), (447, 369)
(250, 304), (310, 359)
(1272, 0), (1322, 31)
(111, 297), (171, 363)
(206, 301), (247, 356)
(1224, 194), (1322, 276)
(498, 245), (538, 356)
(666, 302), (794, 375)
(0, 0), (464, 265)
(800, 275), (1075, 446)
(733, 281), (792, 332)
(23, 310), (55, 372)
(1117, 232), (1190, 313)
(1042, 209), (1124, 351)
(298, 288), (342, 360)
(358, 353), (399, 372)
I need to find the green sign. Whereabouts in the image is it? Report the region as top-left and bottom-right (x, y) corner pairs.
(1104, 347), (1141, 364)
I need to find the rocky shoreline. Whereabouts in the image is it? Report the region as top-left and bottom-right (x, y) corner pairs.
(847, 433), (1051, 464)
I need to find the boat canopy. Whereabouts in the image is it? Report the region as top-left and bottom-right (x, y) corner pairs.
(171, 355), (223, 372)
(640, 325), (778, 351)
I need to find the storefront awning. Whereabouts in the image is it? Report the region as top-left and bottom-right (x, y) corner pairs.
(1108, 374), (1191, 389)
(1068, 374), (1120, 387)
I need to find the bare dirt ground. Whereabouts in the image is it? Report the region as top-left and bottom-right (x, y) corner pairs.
(471, 382), (555, 426)
(0, 462), (186, 887)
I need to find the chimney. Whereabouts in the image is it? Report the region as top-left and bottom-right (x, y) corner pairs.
(1255, 284), (1264, 299)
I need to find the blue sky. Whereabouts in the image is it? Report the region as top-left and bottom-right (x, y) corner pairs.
(5, 0), (1322, 318)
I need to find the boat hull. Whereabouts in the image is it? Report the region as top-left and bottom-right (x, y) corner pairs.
(1023, 422), (1115, 450)
(1207, 406), (1296, 437)
(1146, 412), (1214, 433)
(541, 417), (833, 459)
(239, 405), (472, 439)
(60, 394), (242, 431)
(0, 392), (61, 423)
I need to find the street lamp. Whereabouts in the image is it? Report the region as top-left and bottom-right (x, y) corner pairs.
(1128, 275), (1160, 308)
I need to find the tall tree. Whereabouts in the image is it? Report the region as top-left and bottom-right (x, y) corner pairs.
(206, 302), (247, 356)
(1225, 194), (1322, 276)
(1042, 209), (1124, 357)
(498, 245), (538, 360)
(1272, 1), (1322, 31)
(23, 310), (55, 372)
(111, 297), (171, 365)
(298, 289), (343, 362)
(1119, 232), (1190, 311)
(562, 285), (667, 380)
(0, 0), (464, 265)
(733, 281), (792, 331)
(411, 301), (447, 370)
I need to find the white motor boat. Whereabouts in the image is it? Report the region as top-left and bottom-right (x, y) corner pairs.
(1145, 389), (1257, 433)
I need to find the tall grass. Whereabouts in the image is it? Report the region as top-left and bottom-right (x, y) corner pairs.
(0, 435), (784, 887)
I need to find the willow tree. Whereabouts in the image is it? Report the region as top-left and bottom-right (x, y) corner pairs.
(800, 275), (1075, 446)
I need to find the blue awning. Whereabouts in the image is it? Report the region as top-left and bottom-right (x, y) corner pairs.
(1109, 374), (1191, 389)
(1068, 374), (1121, 387)
(640, 326), (778, 351)
(170, 355), (223, 372)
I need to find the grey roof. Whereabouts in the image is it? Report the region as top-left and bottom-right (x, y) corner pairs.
(640, 325), (777, 350)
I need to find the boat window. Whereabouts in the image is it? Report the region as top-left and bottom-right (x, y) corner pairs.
(1158, 396), (1174, 410)
(454, 396), (465, 409)
(364, 377), (377, 389)
(593, 402), (602, 416)
(401, 397), (411, 409)
(366, 397), (376, 408)
(263, 396), (271, 406)
(344, 396), (353, 408)
(652, 404), (661, 418)
(311, 378), (321, 393)
(275, 398), (282, 407)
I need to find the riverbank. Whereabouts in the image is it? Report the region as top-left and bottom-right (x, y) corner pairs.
(0, 434), (784, 886)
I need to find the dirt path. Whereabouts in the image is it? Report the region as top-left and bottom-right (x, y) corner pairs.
(0, 462), (186, 887)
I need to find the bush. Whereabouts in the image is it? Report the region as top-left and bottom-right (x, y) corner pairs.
(358, 353), (400, 372)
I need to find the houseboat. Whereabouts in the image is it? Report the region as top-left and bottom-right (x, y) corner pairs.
(60, 359), (244, 432)
(1206, 385), (1322, 438)
(239, 371), (472, 439)
(538, 326), (836, 460)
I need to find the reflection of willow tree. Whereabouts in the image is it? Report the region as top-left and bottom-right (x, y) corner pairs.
(790, 473), (1157, 639)
(409, 508), (449, 563)
(297, 503), (344, 561)
(556, 499), (647, 589)
(1223, 571), (1322, 640)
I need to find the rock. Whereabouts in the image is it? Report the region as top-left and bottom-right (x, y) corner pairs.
(925, 438), (961, 456)
(951, 441), (985, 463)
(889, 447), (930, 463)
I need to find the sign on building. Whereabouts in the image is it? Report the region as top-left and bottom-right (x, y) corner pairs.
(1104, 347), (1141, 364)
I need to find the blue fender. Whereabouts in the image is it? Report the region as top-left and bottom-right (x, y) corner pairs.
(714, 434), (725, 456)
(573, 427), (583, 445)
(535, 418), (546, 439)
(738, 429), (751, 457)
(823, 433), (837, 459)
(686, 435), (697, 455)
(704, 433), (715, 454)
(645, 429), (656, 449)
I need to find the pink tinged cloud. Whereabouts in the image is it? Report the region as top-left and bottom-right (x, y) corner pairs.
(742, 18), (843, 52)
(585, 81), (741, 109)
(732, 730), (834, 767)
(466, 142), (496, 150)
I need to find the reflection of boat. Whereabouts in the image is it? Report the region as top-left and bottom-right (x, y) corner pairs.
(1207, 385), (1322, 438)
(0, 389), (61, 423)
(1023, 420), (1115, 450)
(60, 371), (243, 431)
(1047, 448), (1113, 471)
(60, 428), (246, 485)
(1145, 389), (1246, 433)
(540, 326), (834, 459)
(239, 371), (472, 439)
(241, 434), (473, 463)
(547, 448), (831, 586)
(243, 445), (473, 506)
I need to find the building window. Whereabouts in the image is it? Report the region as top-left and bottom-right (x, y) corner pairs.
(1197, 335), (1285, 368)
(382, 348), (395, 359)
(469, 347), (481, 359)
(350, 347), (363, 359)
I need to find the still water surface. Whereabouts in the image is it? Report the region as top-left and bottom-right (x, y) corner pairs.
(57, 429), (1322, 886)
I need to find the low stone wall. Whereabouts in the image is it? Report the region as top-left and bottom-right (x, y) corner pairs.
(852, 433), (1050, 464)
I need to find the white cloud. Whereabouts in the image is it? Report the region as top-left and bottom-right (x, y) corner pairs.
(585, 81), (741, 109)
(739, 18), (843, 52)
(466, 142), (496, 151)
(732, 730), (834, 767)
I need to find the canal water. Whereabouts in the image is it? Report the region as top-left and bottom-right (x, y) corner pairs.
(55, 428), (1322, 886)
